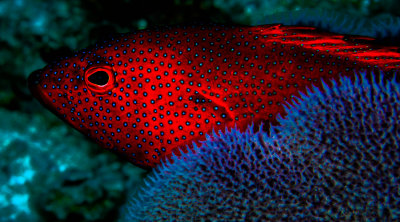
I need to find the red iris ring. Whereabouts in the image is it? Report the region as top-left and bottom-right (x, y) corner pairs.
(84, 65), (116, 94)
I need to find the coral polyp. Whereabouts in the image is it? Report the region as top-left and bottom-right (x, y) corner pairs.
(123, 72), (400, 221)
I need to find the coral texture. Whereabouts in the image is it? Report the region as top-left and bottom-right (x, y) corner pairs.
(123, 72), (400, 221)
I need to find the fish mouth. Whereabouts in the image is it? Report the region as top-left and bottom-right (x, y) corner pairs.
(28, 69), (45, 100)
(28, 69), (42, 84)
(28, 68), (70, 121)
(27, 68), (56, 113)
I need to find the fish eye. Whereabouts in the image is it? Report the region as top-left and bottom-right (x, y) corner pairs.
(84, 65), (116, 94)
(88, 71), (109, 85)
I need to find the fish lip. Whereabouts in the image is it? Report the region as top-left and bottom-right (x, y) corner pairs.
(27, 69), (54, 112)
(28, 69), (43, 92)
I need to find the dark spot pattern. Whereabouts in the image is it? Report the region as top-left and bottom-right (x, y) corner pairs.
(28, 24), (400, 169)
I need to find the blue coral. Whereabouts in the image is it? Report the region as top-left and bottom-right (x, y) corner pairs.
(122, 72), (400, 221)
(273, 72), (400, 220)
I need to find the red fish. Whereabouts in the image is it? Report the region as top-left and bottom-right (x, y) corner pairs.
(28, 24), (400, 169)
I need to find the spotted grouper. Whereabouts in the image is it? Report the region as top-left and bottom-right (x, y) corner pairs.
(28, 24), (400, 169)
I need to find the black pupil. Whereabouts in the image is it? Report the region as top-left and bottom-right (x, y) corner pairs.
(88, 71), (109, 85)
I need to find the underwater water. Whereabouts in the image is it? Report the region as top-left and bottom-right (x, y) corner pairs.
(1, 0), (400, 221)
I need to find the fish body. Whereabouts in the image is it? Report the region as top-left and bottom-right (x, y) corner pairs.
(28, 24), (400, 169)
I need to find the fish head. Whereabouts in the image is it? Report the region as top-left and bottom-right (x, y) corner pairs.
(27, 33), (198, 169)
(29, 54), (117, 112)
(27, 47), (151, 165)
